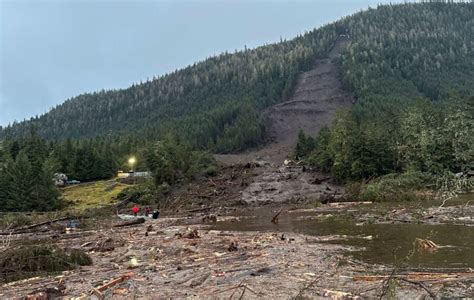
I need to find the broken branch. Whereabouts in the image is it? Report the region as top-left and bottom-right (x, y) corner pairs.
(271, 209), (282, 224)
(399, 278), (437, 299)
(91, 272), (134, 299)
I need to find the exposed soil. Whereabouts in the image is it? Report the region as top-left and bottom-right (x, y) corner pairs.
(153, 165), (250, 211)
(262, 36), (354, 163)
(2, 208), (472, 299)
(3, 37), (472, 299)
(216, 36), (354, 166)
(239, 164), (345, 205)
(214, 37), (353, 206)
(155, 163), (344, 208)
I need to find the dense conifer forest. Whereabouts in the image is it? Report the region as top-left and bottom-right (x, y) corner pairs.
(1, 2), (473, 210)
(2, 3), (472, 152)
(0, 132), (216, 211)
(0, 23), (339, 152)
(296, 2), (474, 182)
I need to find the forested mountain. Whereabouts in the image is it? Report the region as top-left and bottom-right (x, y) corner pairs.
(1, 24), (340, 152)
(341, 2), (473, 108)
(1, 1), (473, 211)
(295, 2), (473, 183)
(1, 2), (472, 155)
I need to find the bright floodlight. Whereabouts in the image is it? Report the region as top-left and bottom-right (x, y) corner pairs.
(128, 157), (136, 166)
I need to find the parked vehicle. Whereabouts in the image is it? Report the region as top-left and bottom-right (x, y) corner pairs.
(66, 179), (81, 185)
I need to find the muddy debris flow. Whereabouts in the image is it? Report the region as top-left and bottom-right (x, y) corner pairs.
(240, 164), (345, 205)
(2, 37), (473, 299)
(213, 38), (351, 213)
(1, 205), (473, 299)
(215, 36), (354, 166)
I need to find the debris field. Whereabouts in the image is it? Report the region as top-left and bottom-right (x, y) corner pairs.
(2, 212), (473, 299)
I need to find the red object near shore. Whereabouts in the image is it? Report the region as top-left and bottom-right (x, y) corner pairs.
(132, 206), (139, 215)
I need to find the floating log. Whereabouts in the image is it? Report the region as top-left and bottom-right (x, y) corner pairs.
(416, 238), (438, 250)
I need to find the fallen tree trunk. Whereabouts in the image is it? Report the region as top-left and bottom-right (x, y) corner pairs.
(113, 218), (145, 227)
(182, 206), (213, 214)
(92, 272), (134, 299)
(0, 216), (73, 235)
(312, 176), (331, 184)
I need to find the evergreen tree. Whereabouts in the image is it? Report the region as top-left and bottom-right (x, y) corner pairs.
(0, 136), (61, 211)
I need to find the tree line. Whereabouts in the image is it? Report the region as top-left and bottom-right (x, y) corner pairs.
(1, 2), (473, 209)
(3, 3), (471, 156)
(296, 97), (473, 182)
(0, 22), (340, 153)
(296, 2), (473, 184)
(0, 130), (216, 211)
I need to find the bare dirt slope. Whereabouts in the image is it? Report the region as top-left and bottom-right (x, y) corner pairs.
(216, 36), (353, 165)
(215, 37), (352, 204)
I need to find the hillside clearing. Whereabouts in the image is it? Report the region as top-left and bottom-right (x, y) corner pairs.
(62, 180), (128, 211)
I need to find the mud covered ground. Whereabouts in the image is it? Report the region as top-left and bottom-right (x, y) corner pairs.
(2, 35), (473, 298)
(239, 164), (345, 205)
(161, 162), (345, 210)
(2, 199), (473, 299)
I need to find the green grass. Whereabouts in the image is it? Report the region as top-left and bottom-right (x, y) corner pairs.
(0, 180), (128, 231)
(62, 180), (128, 211)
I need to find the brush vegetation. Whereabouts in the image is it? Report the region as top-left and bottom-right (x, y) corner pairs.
(0, 245), (92, 283)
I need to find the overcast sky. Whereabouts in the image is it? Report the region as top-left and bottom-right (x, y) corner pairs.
(0, 0), (407, 126)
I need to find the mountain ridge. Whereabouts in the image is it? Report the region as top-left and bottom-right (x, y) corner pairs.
(1, 2), (473, 155)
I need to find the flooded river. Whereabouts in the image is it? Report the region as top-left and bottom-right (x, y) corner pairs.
(213, 199), (474, 270)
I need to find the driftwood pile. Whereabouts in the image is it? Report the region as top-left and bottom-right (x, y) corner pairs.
(0, 209), (472, 299)
(0, 216), (73, 236)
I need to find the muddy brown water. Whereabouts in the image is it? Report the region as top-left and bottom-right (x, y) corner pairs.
(212, 201), (474, 270)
